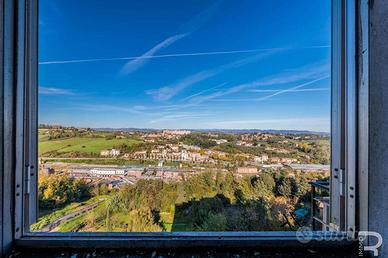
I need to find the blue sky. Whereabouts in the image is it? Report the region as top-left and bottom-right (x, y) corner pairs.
(38, 0), (331, 132)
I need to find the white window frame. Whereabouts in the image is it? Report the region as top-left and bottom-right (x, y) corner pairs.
(2, 0), (366, 249)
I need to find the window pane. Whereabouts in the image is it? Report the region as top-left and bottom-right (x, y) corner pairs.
(34, 0), (331, 232)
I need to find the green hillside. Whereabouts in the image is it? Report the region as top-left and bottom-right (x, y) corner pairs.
(39, 137), (141, 155)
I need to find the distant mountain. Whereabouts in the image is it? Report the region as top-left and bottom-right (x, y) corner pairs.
(93, 127), (329, 136)
(94, 127), (160, 133)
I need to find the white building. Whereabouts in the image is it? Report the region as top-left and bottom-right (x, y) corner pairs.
(90, 168), (125, 177)
(254, 155), (269, 163)
(100, 149), (121, 157)
(236, 167), (258, 175)
(163, 130), (191, 136)
(215, 139), (228, 144)
(181, 150), (189, 161)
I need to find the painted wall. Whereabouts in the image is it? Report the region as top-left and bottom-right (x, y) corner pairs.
(369, 0), (388, 257)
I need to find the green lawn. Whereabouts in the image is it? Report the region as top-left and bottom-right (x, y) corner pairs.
(39, 137), (141, 155)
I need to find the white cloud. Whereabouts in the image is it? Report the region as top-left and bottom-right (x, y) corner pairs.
(248, 88), (329, 93)
(149, 112), (212, 124)
(119, 1), (223, 76)
(39, 87), (75, 95)
(146, 51), (277, 101)
(74, 104), (146, 115)
(178, 62), (330, 105)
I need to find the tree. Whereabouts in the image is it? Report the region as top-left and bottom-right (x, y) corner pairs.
(39, 173), (90, 209)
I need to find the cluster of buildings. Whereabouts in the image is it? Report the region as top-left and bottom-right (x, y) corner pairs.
(68, 165), (263, 182)
(241, 133), (274, 141)
(287, 164), (330, 173)
(139, 130), (191, 142)
(126, 143), (214, 163)
(99, 145), (300, 167)
(69, 167), (143, 179)
(267, 157), (298, 164)
(67, 165), (209, 182)
(162, 130), (191, 137)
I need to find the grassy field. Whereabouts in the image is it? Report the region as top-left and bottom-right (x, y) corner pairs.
(39, 137), (141, 155)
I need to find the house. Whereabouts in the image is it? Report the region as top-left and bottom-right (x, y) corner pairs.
(236, 167), (258, 175)
(100, 150), (110, 156)
(270, 157), (281, 164)
(100, 149), (120, 157)
(281, 158), (298, 164)
(69, 168), (90, 178)
(126, 168), (143, 178)
(110, 149), (120, 156)
(254, 155), (269, 163)
(215, 139), (228, 144)
(132, 151), (147, 159)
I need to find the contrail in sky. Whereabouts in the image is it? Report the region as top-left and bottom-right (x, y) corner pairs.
(119, 0), (223, 75)
(256, 75), (330, 101)
(38, 45), (329, 65)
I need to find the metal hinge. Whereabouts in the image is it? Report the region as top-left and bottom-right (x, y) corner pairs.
(339, 168), (345, 196)
(26, 164), (31, 194)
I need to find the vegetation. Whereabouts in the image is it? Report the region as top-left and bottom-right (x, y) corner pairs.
(38, 173), (91, 209)
(35, 126), (330, 232)
(31, 195), (107, 231)
(43, 171), (324, 232)
(182, 134), (217, 149)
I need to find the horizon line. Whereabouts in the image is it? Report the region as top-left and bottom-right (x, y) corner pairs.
(38, 124), (330, 134)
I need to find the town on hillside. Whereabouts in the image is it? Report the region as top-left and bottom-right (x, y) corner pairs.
(39, 125), (329, 187)
(34, 125), (330, 232)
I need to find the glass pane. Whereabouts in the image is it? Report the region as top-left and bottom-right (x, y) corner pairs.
(34, 0), (331, 232)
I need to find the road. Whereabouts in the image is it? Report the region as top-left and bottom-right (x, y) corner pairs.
(40, 200), (105, 232)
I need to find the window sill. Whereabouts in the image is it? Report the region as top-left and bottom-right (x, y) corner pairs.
(16, 231), (353, 249)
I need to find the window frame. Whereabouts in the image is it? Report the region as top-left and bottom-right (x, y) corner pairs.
(5, 0), (365, 249)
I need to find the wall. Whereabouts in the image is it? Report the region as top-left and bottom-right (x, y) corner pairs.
(368, 0), (388, 257)
(1, 0), (17, 256)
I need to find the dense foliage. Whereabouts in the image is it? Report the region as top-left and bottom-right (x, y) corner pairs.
(182, 134), (217, 149)
(38, 173), (91, 209)
(78, 171), (320, 232)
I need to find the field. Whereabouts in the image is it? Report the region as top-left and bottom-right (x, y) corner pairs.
(39, 137), (141, 155)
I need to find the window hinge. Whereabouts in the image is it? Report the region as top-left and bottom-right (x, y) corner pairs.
(339, 168), (346, 196)
(26, 164), (31, 194)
